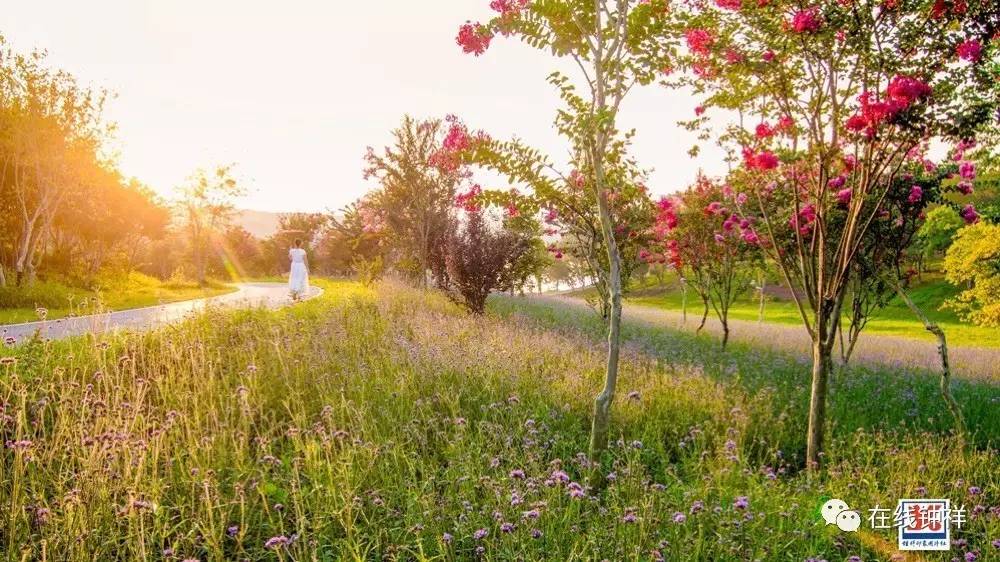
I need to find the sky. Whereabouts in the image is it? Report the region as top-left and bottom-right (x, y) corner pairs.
(0, 0), (730, 213)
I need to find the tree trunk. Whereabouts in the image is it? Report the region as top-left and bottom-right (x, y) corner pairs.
(588, 245), (622, 487)
(696, 295), (709, 334)
(680, 280), (687, 324)
(758, 278), (766, 324)
(894, 283), (966, 441)
(805, 338), (831, 472)
(721, 318), (729, 351)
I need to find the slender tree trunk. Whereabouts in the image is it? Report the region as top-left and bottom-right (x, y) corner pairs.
(758, 276), (766, 324)
(805, 337), (831, 472)
(894, 283), (965, 441)
(696, 294), (709, 334)
(721, 318), (730, 351)
(680, 279), (687, 324)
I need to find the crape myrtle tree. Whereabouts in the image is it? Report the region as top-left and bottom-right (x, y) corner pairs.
(648, 174), (763, 349)
(363, 116), (463, 286)
(672, 0), (1000, 469)
(454, 0), (673, 480)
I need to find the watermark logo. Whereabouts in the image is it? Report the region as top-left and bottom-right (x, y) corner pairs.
(893, 499), (953, 551)
(820, 498), (861, 533)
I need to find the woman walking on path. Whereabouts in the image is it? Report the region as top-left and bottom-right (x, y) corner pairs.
(288, 239), (310, 300)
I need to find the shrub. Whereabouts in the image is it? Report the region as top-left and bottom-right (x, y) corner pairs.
(943, 222), (1000, 327)
(435, 209), (530, 314)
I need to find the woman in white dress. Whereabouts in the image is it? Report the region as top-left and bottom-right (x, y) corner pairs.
(288, 239), (310, 300)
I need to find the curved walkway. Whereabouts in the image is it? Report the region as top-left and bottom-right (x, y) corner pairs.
(1, 282), (321, 342)
(531, 294), (1000, 382)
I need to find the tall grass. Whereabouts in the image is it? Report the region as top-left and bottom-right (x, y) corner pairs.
(0, 280), (997, 561)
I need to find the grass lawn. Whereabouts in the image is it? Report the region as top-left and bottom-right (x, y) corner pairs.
(584, 272), (999, 348)
(0, 272), (237, 325)
(1, 279), (997, 561)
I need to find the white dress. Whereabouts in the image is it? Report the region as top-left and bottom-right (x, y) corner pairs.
(288, 248), (309, 297)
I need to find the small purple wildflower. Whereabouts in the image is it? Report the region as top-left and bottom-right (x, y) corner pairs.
(500, 522), (515, 533)
(522, 509), (540, 520)
(965, 552), (977, 562)
(531, 528), (542, 539)
(509, 469), (526, 479)
(846, 557), (861, 562)
(226, 525), (239, 538)
(734, 496), (749, 510)
(672, 511), (686, 523)
(623, 511), (637, 523)
(690, 500), (704, 514)
(442, 532), (453, 544)
(473, 528), (489, 540)
(992, 539), (1000, 549)
(264, 535), (291, 549)
(968, 486), (982, 496)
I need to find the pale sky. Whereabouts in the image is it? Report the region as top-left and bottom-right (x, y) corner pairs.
(1, 0), (729, 213)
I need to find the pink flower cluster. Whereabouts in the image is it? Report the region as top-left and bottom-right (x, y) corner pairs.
(457, 22), (493, 56)
(705, 198), (761, 245)
(715, 0), (742, 10)
(959, 204), (979, 224)
(789, 204), (817, 236)
(455, 184), (483, 212)
(685, 29), (715, 57)
(956, 39), (983, 62)
(742, 148), (780, 171)
(490, 0), (529, 16)
(790, 8), (822, 33)
(429, 115), (490, 175)
(845, 75), (932, 137)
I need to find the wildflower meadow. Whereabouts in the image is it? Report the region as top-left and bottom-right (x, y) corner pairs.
(0, 281), (998, 560)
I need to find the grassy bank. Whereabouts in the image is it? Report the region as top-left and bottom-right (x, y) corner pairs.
(587, 273), (999, 348)
(0, 280), (997, 560)
(0, 272), (236, 325)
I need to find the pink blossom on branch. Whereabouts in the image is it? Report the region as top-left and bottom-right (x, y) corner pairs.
(685, 29), (715, 56)
(789, 8), (822, 33)
(455, 184), (483, 212)
(959, 160), (976, 180)
(457, 22), (493, 56)
(742, 148), (780, 171)
(490, 0), (530, 17)
(755, 122), (775, 139)
(956, 39), (983, 62)
(715, 0), (743, 9)
(836, 188), (853, 206)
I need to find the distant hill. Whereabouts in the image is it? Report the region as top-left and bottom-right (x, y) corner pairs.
(235, 210), (283, 238)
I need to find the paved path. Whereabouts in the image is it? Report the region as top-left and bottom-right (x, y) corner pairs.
(529, 294), (1000, 382)
(1, 282), (321, 342)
